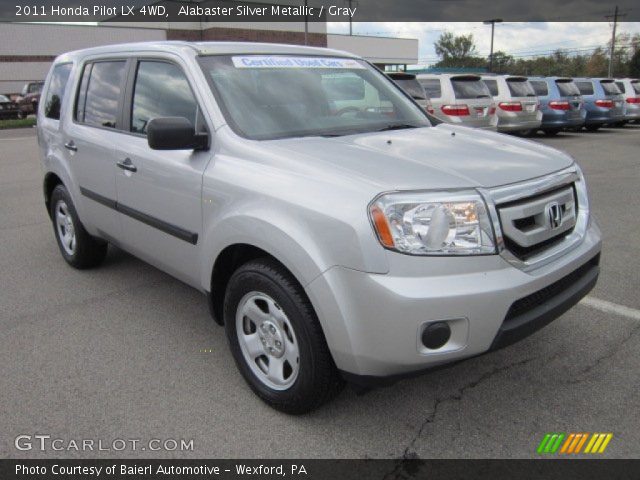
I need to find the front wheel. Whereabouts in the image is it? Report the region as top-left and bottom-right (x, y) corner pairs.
(224, 258), (343, 414)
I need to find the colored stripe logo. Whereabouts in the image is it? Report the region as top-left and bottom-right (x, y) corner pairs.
(537, 433), (613, 454)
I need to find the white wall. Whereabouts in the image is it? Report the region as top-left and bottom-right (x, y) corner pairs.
(327, 34), (418, 65)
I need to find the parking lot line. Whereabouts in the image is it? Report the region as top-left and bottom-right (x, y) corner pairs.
(581, 296), (640, 321)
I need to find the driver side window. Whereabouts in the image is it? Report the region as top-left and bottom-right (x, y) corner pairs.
(131, 61), (201, 135)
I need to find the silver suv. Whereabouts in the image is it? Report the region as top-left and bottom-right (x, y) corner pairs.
(38, 42), (601, 413)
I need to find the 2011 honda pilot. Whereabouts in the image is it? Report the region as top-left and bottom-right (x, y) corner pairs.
(38, 42), (602, 413)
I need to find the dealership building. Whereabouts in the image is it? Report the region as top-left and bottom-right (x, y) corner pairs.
(0, 21), (418, 95)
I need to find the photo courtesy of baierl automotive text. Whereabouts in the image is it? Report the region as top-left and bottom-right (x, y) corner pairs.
(1, 0), (640, 477)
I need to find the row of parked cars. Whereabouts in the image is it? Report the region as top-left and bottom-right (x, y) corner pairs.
(0, 81), (44, 120)
(387, 72), (639, 135)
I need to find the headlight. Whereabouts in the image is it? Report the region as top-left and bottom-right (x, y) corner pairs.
(369, 191), (496, 255)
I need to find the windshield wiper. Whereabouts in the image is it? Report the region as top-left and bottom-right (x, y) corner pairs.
(376, 123), (420, 132)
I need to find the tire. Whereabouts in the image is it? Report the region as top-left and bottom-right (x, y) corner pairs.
(585, 124), (600, 132)
(50, 184), (108, 269)
(543, 129), (560, 136)
(224, 258), (343, 414)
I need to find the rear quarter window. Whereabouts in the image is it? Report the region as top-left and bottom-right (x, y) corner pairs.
(482, 79), (499, 97)
(632, 81), (640, 95)
(44, 63), (72, 120)
(419, 79), (442, 98)
(576, 81), (594, 95)
(615, 81), (626, 94)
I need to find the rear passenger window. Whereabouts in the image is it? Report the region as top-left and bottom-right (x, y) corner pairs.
(419, 79), (441, 98)
(483, 79), (499, 96)
(131, 61), (198, 134)
(576, 82), (594, 95)
(79, 61), (126, 129)
(530, 81), (548, 96)
(44, 63), (72, 120)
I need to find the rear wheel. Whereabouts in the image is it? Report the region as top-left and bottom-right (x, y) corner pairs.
(224, 258), (343, 414)
(50, 185), (108, 269)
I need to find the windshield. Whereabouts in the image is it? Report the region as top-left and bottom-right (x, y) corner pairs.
(600, 81), (621, 95)
(198, 55), (430, 140)
(393, 78), (427, 100)
(530, 81), (548, 96)
(556, 80), (580, 96)
(451, 77), (491, 99)
(507, 79), (536, 97)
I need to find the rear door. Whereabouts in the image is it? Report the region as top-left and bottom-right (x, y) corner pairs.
(65, 59), (129, 241)
(555, 79), (583, 121)
(114, 58), (213, 287)
(600, 79), (625, 117)
(450, 75), (494, 127)
(505, 77), (539, 121)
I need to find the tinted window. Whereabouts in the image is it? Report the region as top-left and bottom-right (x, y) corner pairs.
(615, 81), (626, 93)
(530, 81), (548, 96)
(483, 79), (499, 96)
(131, 61), (198, 134)
(44, 64), (72, 120)
(632, 81), (640, 94)
(576, 81), (594, 95)
(556, 80), (580, 96)
(82, 61), (126, 129)
(600, 81), (621, 95)
(393, 78), (426, 100)
(419, 79), (442, 98)
(506, 79), (536, 97)
(451, 77), (491, 99)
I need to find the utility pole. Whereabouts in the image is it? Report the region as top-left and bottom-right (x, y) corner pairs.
(606, 6), (626, 77)
(483, 19), (503, 73)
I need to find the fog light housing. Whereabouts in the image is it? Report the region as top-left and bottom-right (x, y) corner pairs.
(421, 322), (451, 350)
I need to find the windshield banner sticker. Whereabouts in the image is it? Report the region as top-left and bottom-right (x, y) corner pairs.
(232, 56), (365, 69)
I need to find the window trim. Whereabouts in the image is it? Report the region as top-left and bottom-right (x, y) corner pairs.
(72, 57), (131, 132)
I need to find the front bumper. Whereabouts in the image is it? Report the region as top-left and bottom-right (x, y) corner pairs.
(306, 220), (601, 380)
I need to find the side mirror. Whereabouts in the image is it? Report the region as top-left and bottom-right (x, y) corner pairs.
(147, 117), (208, 151)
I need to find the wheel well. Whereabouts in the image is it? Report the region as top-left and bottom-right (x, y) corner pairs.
(43, 172), (63, 218)
(209, 244), (288, 325)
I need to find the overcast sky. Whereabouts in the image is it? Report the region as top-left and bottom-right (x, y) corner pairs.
(328, 22), (640, 66)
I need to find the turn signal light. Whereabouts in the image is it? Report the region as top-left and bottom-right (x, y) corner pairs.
(370, 205), (395, 248)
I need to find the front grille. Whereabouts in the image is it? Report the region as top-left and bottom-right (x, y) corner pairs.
(498, 184), (578, 260)
(504, 253), (600, 324)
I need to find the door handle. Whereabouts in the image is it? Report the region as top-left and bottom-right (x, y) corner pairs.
(116, 158), (137, 173)
(64, 141), (77, 152)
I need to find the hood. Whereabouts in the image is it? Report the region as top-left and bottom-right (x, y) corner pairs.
(259, 124), (574, 190)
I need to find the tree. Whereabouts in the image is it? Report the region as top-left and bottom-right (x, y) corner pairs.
(434, 32), (483, 68)
(630, 49), (640, 77)
(585, 48), (608, 77)
(491, 51), (514, 73)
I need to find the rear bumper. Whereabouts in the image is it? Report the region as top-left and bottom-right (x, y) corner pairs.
(306, 219), (602, 380)
(540, 113), (586, 129)
(496, 114), (542, 132)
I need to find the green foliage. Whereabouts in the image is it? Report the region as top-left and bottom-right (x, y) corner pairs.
(0, 117), (37, 130)
(434, 32), (484, 68)
(630, 50), (640, 77)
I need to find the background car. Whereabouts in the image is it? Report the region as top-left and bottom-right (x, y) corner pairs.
(614, 78), (640, 124)
(417, 73), (495, 129)
(16, 81), (44, 118)
(481, 75), (542, 135)
(528, 77), (586, 135)
(385, 72), (434, 114)
(573, 77), (626, 131)
(0, 94), (19, 119)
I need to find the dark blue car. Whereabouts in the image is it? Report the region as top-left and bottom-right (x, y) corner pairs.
(573, 78), (626, 131)
(528, 77), (586, 135)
